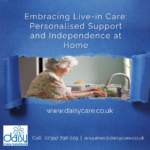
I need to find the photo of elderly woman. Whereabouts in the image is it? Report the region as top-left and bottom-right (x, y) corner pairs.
(25, 56), (106, 100)
(19, 55), (131, 101)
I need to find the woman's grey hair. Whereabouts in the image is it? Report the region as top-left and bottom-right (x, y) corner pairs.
(45, 56), (78, 70)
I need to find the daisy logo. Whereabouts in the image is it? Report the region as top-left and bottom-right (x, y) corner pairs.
(3, 125), (28, 146)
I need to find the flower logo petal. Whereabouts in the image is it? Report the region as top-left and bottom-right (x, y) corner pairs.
(13, 126), (24, 135)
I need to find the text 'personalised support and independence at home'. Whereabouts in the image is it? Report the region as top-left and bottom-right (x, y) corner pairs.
(25, 13), (127, 48)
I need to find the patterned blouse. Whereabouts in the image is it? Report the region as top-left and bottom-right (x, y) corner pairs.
(26, 70), (71, 99)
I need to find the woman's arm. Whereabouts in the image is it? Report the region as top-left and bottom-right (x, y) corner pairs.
(71, 91), (85, 93)
(72, 91), (105, 98)
(71, 91), (93, 98)
(58, 91), (93, 100)
(71, 88), (99, 93)
(58, 89), (106, 100)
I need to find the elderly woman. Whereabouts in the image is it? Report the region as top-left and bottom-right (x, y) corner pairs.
(26, 56), (105, 100)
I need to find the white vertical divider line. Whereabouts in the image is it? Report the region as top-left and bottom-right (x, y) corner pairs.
(42, 58), (48, 72)
(36, 57), (39, 76)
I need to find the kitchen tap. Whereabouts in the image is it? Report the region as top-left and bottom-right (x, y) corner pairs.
(103, 73), (130, 89)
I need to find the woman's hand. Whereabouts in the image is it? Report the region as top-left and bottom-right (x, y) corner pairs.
(93, 91), (106, 97)
(58, 95), (74, 100)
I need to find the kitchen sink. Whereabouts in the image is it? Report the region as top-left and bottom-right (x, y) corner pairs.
(88, 96), (130, 101)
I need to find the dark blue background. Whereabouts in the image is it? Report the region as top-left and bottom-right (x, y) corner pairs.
(0, 0), (150, 149)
